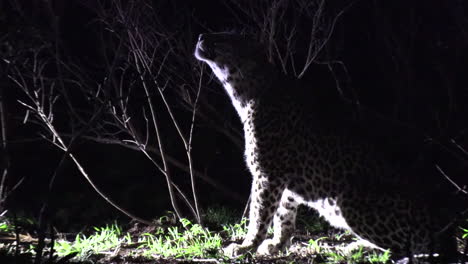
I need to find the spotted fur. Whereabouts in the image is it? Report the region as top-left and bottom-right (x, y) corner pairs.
(194, 33), (458, 261)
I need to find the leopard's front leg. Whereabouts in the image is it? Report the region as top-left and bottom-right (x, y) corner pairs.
(223, 176), (284, 257)
(256, 188), (298, 255)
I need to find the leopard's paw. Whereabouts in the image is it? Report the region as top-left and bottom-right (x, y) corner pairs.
(256, 239), (283, 256)
(223, 243), (254, 257)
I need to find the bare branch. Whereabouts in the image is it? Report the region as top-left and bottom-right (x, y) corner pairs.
(436, 165), (468, 195)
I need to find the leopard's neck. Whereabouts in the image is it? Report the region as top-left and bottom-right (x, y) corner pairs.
(223, 80), (271, 123)
(219, 66), (278, 123)
(222, 82), (253, 122)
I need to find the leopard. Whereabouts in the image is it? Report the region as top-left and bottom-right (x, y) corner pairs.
(194, 32), (461, 262)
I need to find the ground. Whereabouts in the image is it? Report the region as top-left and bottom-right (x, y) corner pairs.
(0, 209), (466, 264)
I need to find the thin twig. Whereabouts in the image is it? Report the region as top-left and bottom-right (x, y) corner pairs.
(129, 34), (183, 221)
(69, 152), (153, 225)
(298, 1), (350, 78)
(186, 64), (204, 224)
(14, 63), (154, 226)
(0, 86), (10, 208)
(75, 135), (244, 201)
(435, 165), (468, 195)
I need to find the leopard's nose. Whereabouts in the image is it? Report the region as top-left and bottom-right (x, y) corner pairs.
(197, 34), (206, 51)
(198, 34), (205, 42)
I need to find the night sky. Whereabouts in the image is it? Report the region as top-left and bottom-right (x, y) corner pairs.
(1, 0), (468, 230)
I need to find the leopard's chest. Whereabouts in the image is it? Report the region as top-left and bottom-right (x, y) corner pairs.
(242, 109), (291, 176)
(244, 123), (261, 175)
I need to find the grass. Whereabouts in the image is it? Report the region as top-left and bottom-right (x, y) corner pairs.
(49, 209), (249, 261)
(52, 215), (393, 263)
(368, 250), (392, 264)
(1, 208), (467, 263)
(0, 215), (37, 259)
(325, 246), (391, 264)
(0, 209), (395, 263)
(222, 217), (248, 241)
(306, 233), (391, 263)
(138, 218), (222, 258)
(308, 236), (327, 254)
(54, 222), (130, 260)
(54, 218), (225, 260)
(0, 220), (11, 232)
(0, 215), (36, 233)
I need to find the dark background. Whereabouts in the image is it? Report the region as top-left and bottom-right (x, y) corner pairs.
(1, 0), (468, 231)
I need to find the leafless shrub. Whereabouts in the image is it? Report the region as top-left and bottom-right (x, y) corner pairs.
(6, 0), (244, 225)
(224, 0), (352, 78)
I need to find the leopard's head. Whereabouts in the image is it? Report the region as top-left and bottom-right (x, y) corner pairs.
(195, 33), (276, 119)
